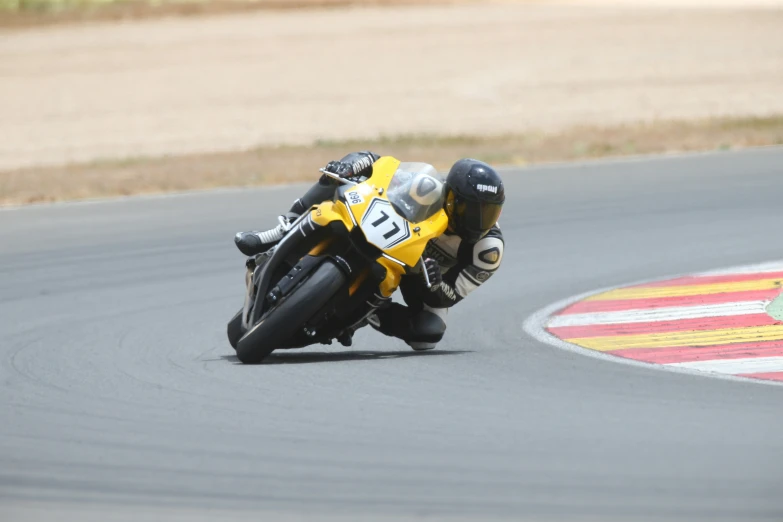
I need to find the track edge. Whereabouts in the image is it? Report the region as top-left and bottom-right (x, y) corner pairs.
(522, 260), (783, 388)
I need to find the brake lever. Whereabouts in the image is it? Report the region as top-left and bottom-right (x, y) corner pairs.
(319, 168), (358, 186)
(420, 257), (432, 289)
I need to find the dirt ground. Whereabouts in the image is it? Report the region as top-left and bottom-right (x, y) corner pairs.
(1, 2), (782, 173)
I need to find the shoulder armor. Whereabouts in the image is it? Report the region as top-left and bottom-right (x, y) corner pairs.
(472, 234), (504, 271)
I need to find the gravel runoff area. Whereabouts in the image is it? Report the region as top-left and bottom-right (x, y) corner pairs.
(1, 1), (782, 173)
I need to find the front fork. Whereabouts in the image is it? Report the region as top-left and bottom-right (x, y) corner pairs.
(241, 252), (270, 331)
(241, 212), (317, 330)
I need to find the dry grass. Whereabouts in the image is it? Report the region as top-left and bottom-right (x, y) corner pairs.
(2, 116), (782, 206)
(0, 0), (461, 28)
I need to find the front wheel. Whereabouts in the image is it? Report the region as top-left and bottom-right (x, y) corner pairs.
(226, 309), (244, 350)
(235, 260), (346, 364)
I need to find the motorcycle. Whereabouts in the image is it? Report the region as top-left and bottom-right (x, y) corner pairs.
(226, 156), (449, 363)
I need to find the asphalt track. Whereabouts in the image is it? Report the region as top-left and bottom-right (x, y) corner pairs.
(1, 148), (782, 521)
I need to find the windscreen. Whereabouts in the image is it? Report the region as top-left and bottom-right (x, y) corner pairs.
(386, 162), (446, 224)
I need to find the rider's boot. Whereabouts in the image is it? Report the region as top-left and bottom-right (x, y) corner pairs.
(336, 331), (354, 347)
(335, 311), (383, 347)
(234, 212), (298, 257)
(367, 304), (446, 351)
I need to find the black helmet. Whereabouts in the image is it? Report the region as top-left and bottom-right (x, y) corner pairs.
(444, 159), (505, 242)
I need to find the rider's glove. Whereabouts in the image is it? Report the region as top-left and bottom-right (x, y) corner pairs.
(323, 160), (354, 179)
(342, 151), (378, 179)
(421, 258), (443, 291)
(322, 151), (379, 183)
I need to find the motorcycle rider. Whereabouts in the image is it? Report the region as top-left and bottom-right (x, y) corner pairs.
(235, 151), (505, 351)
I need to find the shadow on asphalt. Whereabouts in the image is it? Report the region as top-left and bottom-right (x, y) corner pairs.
(218, 350), (472, 365)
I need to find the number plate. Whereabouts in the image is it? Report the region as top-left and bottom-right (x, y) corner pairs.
(346, 190), (364, 206)
(360, 198), (411, 250)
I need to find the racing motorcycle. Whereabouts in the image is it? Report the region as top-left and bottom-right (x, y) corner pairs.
(226, 156), (448, 363)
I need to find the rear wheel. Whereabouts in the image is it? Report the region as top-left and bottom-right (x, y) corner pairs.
(236, 260), (346, 364)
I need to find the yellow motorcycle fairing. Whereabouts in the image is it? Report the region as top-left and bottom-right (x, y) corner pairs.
(309, 156), (448, 297)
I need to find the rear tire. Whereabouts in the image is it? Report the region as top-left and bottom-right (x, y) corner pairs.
(236, 260), (346, 364)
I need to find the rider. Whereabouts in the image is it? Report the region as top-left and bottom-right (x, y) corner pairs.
(234, 152), (505, 351)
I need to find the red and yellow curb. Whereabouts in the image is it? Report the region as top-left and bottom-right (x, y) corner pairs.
(545, 263), (783, 383)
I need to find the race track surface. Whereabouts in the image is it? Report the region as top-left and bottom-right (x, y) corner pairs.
(1, 149), (783, 521)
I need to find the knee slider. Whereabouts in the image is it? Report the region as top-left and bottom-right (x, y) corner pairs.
(410, 310), (446, 343)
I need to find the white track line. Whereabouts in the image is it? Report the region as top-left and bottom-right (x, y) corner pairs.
(547, 300), (770, 327)
(668, 356), (783, 374)
(696, 260), (783, 276)
(522, 259), (783, 388)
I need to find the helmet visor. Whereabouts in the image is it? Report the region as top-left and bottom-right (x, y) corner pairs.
(453, 196), (502, 238)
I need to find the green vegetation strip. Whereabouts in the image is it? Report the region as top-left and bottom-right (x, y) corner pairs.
(1, 0), (139, 11)
(0, 0), (211, 29)
(1, 115), (782, 206)
(0, 0), (336, 10)
(0, 0), (439, 28)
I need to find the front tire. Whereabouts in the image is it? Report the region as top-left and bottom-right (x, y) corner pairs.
(226, 309), (244, 350)
(235, 260), (346, 364)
